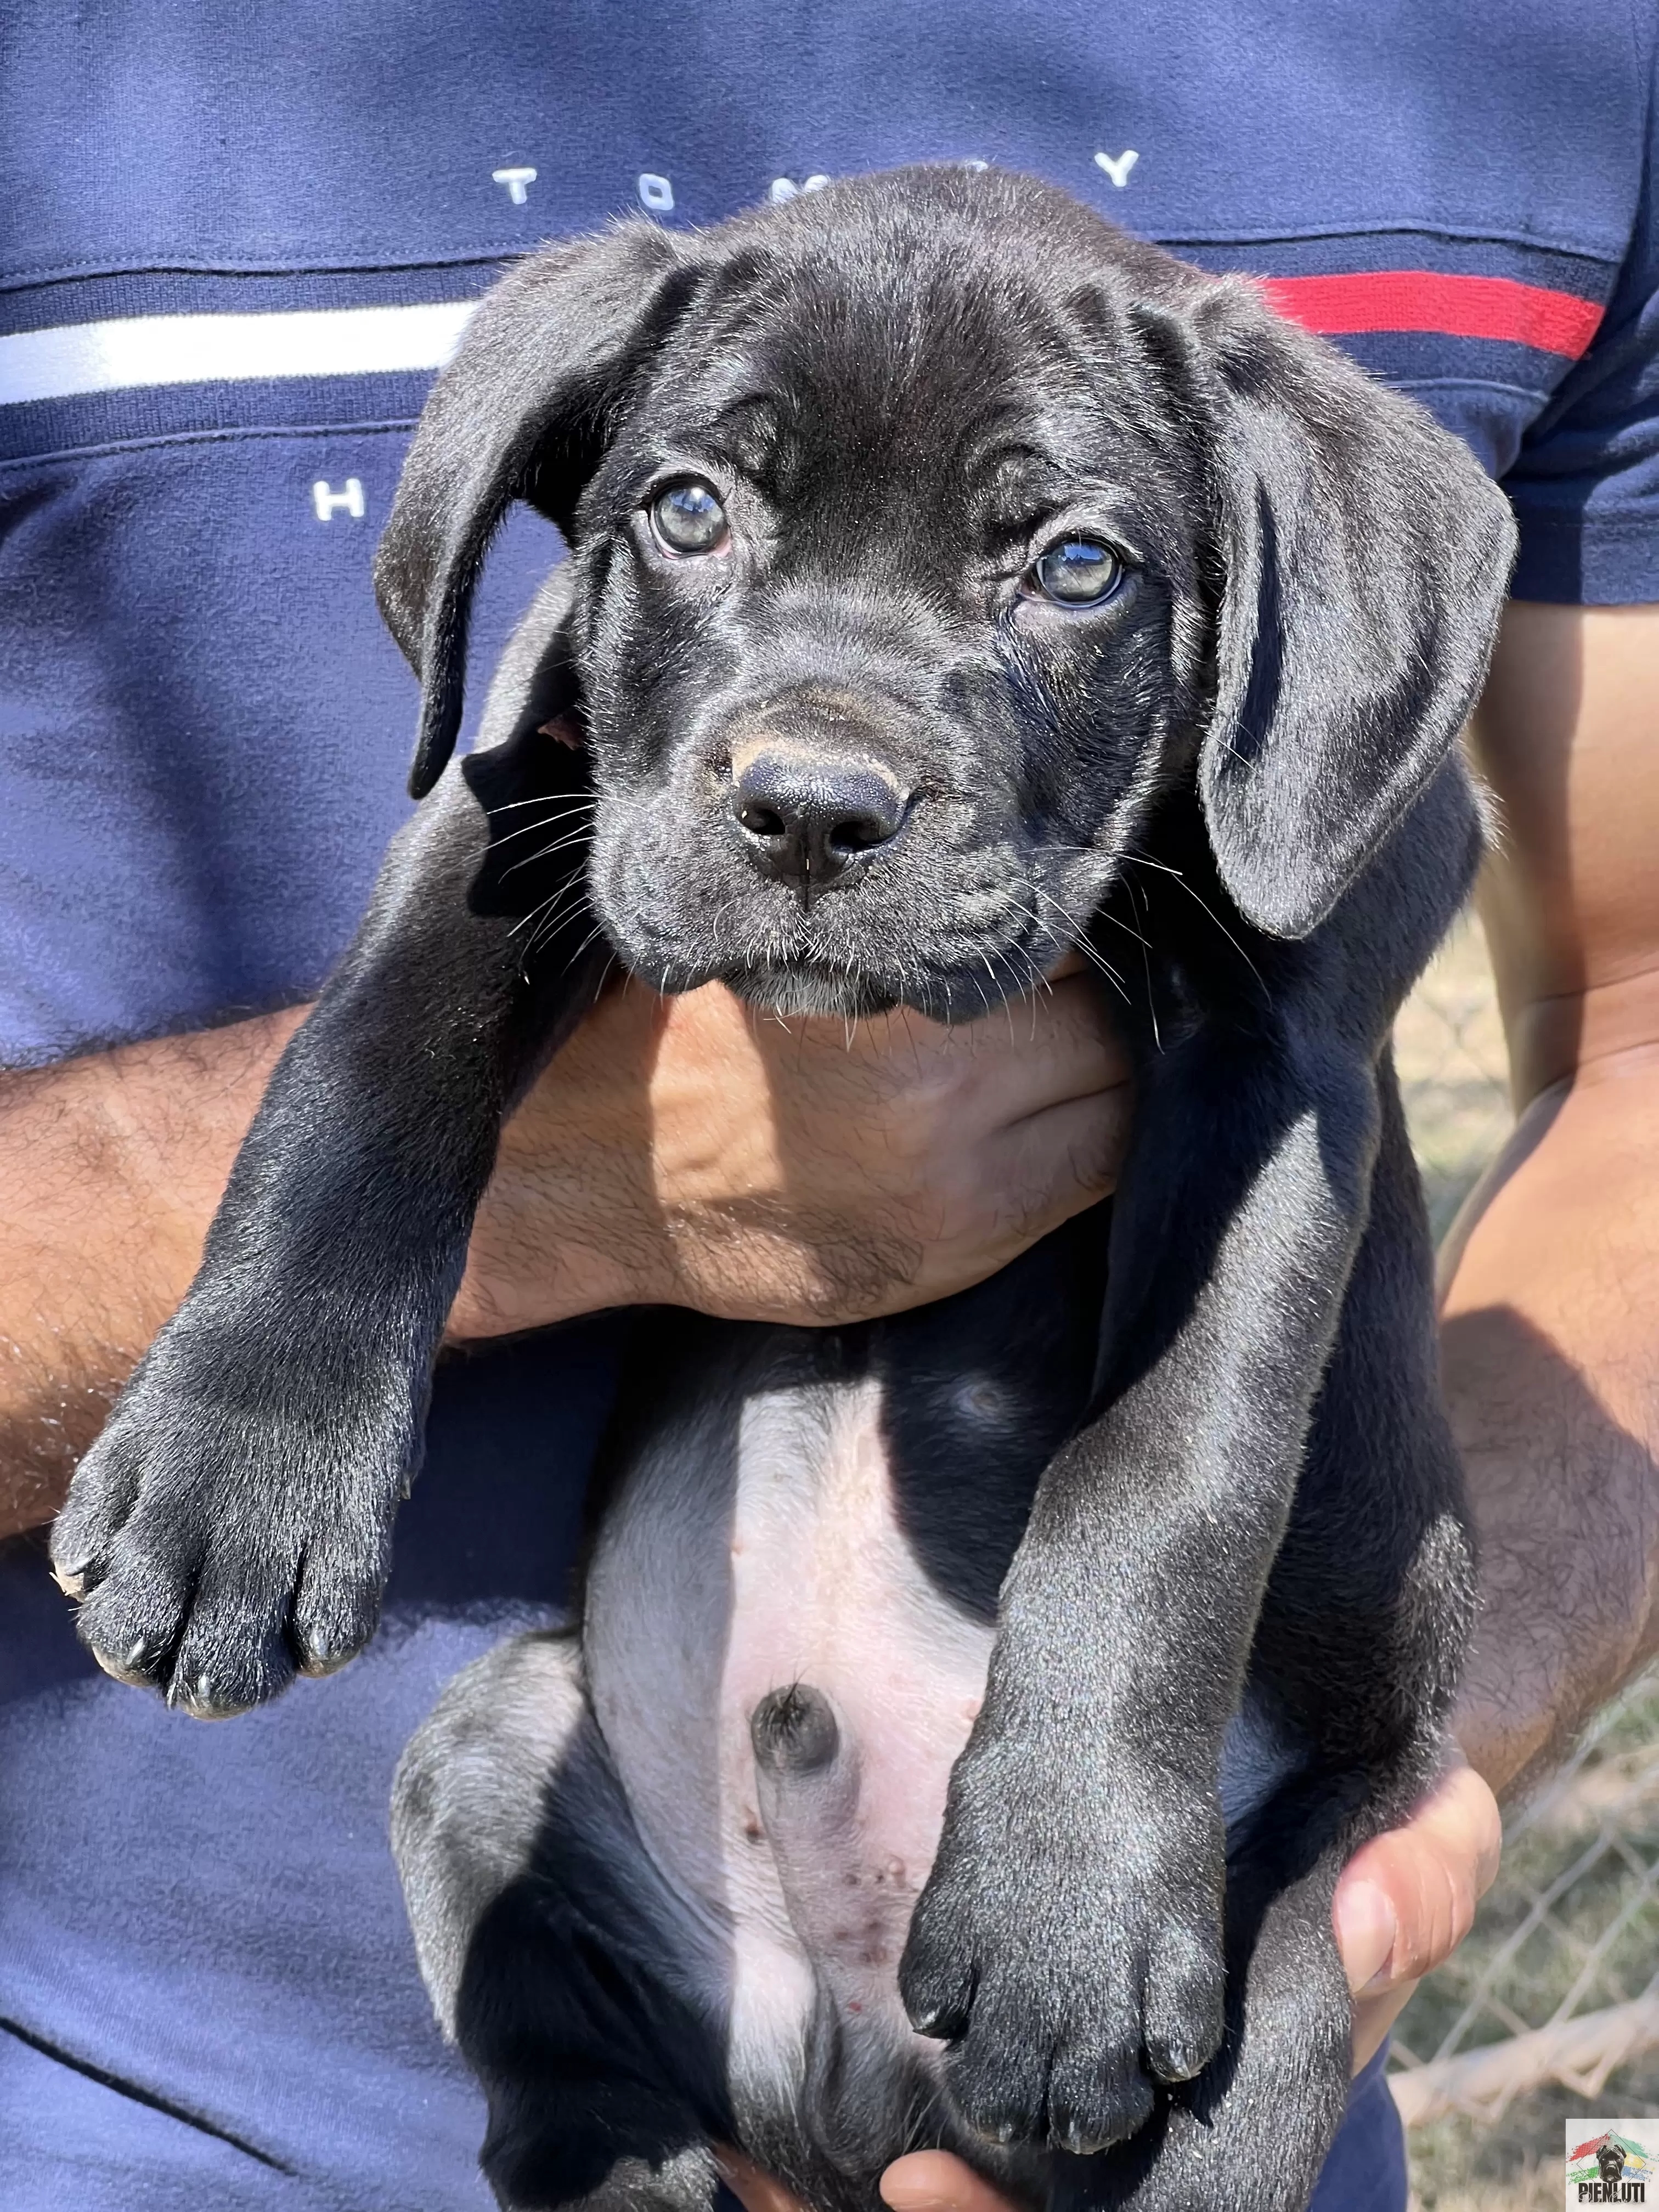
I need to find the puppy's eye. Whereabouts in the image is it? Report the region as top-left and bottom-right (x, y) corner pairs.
(650, 479), (730, 556)
(1026, 538), (1124, 607)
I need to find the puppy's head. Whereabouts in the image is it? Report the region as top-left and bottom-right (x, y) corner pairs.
(377, 167), (1514, 1018)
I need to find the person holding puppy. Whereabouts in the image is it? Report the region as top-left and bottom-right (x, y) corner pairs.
(1, 4), (1653, 2208)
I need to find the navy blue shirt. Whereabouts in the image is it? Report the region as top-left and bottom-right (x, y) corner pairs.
(3, 0), (1659, 1065)
(1, 8), (1655, 2208)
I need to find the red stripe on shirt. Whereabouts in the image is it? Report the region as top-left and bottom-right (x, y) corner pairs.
(1260, 271), (1604, 359)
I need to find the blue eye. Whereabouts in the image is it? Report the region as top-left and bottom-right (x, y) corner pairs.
(1030, 538), (1124, 606)
(650, 479), (729, 555)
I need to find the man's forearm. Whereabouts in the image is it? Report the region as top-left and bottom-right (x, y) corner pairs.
(1441, 1051), (1659, 1800)
(1442, 602), (1659, 1802)
(1, 975), (1131, 1542)
(0, 1009), (306, 1536)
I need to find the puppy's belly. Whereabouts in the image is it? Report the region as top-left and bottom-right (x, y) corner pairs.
(584, 1361), (989, 2089)
(580, 1345), (1299, 2105)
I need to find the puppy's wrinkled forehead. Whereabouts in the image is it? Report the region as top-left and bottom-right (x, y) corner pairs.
(590, 234), (1165, 572)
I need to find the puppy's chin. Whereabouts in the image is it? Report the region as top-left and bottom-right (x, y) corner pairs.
(612, 934), (1056, 1022)
(723, 964), (899, 1020)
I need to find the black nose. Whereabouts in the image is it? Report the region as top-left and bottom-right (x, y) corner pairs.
(731, 749), (907, 893)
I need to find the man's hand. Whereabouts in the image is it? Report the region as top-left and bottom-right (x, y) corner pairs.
(1335, 1757), (1503, 2072)
(1, 965), (1130, 1536)
(452, 964), (1130, 1335)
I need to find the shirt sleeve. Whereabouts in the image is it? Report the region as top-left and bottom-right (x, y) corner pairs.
(1505, 15), (1659, 603)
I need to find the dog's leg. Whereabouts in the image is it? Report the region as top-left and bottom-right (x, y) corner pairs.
(1061, 1058), (1472, 2212)
(901, 1000), (1384, 2154)
(393, 1631), (729, 2212)
(52, 576), (601, 1714)
(1249, 1048), (1474, 1826)
(1150, 1052), (1470, 2209)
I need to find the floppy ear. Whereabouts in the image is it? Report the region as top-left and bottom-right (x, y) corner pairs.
(376, 222), (695, 799)
(1189, 284), (1516, 938)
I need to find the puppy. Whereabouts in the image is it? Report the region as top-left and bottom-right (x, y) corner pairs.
(52, 167), (1515, 2211)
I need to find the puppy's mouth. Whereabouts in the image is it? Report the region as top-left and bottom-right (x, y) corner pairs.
(619, 932), (1063, 1025)
(721, 962), (901, 1019)
(588, 799), (1102, 1023)
(591, 878), (1090, 1023)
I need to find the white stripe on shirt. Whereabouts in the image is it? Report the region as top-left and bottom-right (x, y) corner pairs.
(0, 301), (478, 405)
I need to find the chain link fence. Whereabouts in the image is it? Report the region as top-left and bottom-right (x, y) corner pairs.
(1392, 917), (1659, 2209)
(1392, 1670), (1659, 2210)
(1393, 912), (1513, 1245)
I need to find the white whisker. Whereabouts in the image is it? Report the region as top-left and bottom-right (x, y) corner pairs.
(1031, 887), (1132, 1004)
(1123, 872), (1163, 1051)
(483, 793), (596, 819)
(498, 828), (594, 882)
(485, 809), (596, 855)
(1095, 905), (1151, 951)
(1124, 852), (1266, 995)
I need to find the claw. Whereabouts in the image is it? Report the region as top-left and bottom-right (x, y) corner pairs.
(1150, 2041), (1207, 2085)
(1058, 2124), (1115, 2158)
(88, 1639), (160, 1688)
(167, 1672), (249, 1721)
(970, 2121), (1018, 2149)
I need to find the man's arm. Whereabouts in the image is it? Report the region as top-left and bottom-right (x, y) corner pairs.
(1336, 600), (1659, 2061)
(1, 974), (1129, 1541)
(1443, 600), (1659, 1793)
(0, 1009), (306, 1536)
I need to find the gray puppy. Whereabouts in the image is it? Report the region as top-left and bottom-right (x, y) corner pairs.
(53, 168), (1515, 2212)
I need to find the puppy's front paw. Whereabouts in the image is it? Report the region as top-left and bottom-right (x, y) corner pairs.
(50, 1320), (417, 1717)
(900, 1736), (1227, 2156)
